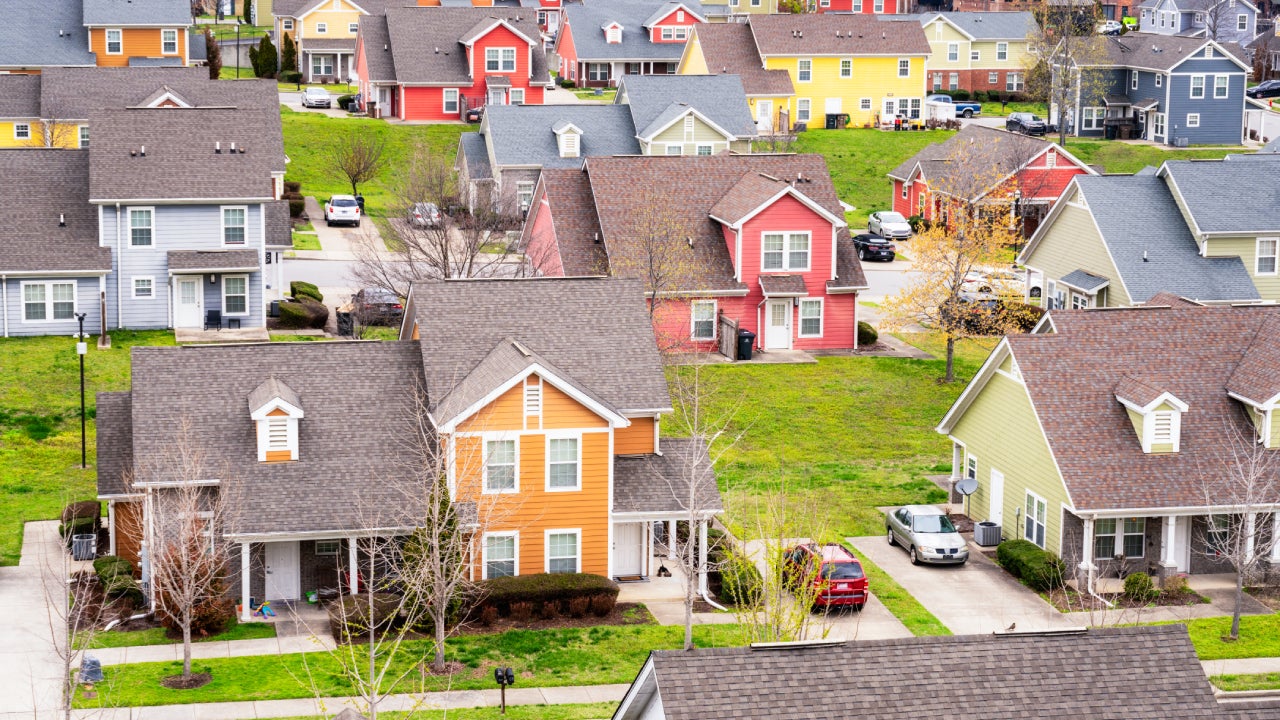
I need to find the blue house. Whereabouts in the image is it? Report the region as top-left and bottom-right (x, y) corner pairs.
(1138, 0), (1258, 46)
(1057, 33), (1250, 146)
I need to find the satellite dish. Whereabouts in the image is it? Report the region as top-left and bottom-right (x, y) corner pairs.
(955, 478), (978, 496)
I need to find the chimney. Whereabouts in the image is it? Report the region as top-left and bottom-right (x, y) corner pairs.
(1143, 249), (1149, 262)
(59, 213), (66, 227)
(384, 43), (388, 51)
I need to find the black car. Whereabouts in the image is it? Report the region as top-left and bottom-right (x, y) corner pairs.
(1247, 80), (1280, 100)
(350, 288), (404, 326)
(852, 233), (897, 262)
(1006, 112), (1048, 136)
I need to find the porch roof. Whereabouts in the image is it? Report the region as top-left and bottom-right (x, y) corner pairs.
(168, 250), (260, 273)
(613, 438), (722, 515)
(759, 274), (808, 298)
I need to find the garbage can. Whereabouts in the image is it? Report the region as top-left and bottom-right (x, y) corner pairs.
(736, 329), (756, 361)
(336, 311), (354, 337)
(71, 534), (96, 561)
(355, 195), (366, 213)
(975, 521), (1001, 547)
(825, 113), (840, 129)
(80, 656), (104, 684)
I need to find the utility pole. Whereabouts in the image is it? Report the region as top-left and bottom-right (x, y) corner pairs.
(75, 313), (87, 469)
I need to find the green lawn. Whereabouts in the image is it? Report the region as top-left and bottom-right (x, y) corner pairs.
(0, 331), (175, 565)
(77, 624), (745, 708)
(849, 548), (950, 637)
(291, 231), (321, 251)
(570, 88), (617, 103)
(1147, 615), (1280, 660)
(1212, 672), (1280, 692)
(87, 619), (275, 649)
(978, 101), (1049, 117)
(218, 66), (357, 93)
(1057, 140), (1239, 174)
(274, 703), (619, 720)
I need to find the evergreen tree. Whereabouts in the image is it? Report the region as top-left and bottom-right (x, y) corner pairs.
(281, 33), (297, 74)
(205, 29), (222, 80)
(255, 34), (278, 78)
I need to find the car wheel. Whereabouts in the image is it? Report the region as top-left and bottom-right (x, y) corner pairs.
(887, 527), (896, 546)
(853, 602), (865, 612)
(909, 546), (921, 566)
(962, 109), (973, 118)
(858, 247), (866, 261)
(326, 219), (333, 226)
(355, 220), (362, 227)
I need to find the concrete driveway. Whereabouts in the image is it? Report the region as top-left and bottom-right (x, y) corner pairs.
(849, 532), (1078, 635)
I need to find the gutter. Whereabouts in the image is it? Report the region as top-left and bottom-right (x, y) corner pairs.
(1, 274), (7, 338)
(115, 202), (122, 329)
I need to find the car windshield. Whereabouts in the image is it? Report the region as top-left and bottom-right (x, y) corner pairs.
(1029, 115), (1044, 122)
(880, 212), (907, 224)
(331, 198), (358, 207)
(821, 562), (864, 580)
(363, 289), (397, 302)
(913, 514), (957, 533)
(306, 89), (328, 97)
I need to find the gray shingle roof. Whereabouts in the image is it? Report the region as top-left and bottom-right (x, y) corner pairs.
(923, 11), (1036, 40)
(1160, 155), (1280, 234)
(125, 342), (430, 536)
(0, 1), (96, 68)
(358, 15), (397, 83)
(265, 200), (294, 249)
(0, 75), (42, 118)
(484, 104), (640, 169)
(188, 28), (207, 62)
(383, 7), (549, 86)
(458, 132), (493, 181)
(409, 278), (672, 414)
(301, 38), (358, 52)
(1073, 175), (1259, 303)
(636, 626), (1225, 720)
(0, 149), (112, 273)
(167, 250), (261, 272)
(95, 392), (134, 498)
(1093, 32), (1248, 71)
(128, 57), (184, 67)
(617, 74), (755, 139)
(40, 67), (278, 120)
(248, 377), (302, 413)
(1059, 268), (1110, 293)
(560, 0), (704, 62)
(82, 0), (191, 26)
(750, 13), (932, 57)
(89, 107), (285, 202)
(613, 438), (721, 514)
(643, 3), (704, 28)
(686, 23), (793, 98)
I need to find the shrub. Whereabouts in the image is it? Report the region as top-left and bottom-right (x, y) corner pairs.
(284, 181), (302, 195)
(857, 321), (878, 347)
(93, 556), (133, 580)
(996, 539), (1065, 591)
(508, 601), (534, 621)
(58, 516), (97, 541)
(588, 594), (614, 617)
(290, 281), (323, 303)
(337, 94), (356, 110)
(102, 573), (144, 605)
(567, 596), (590, 618)
(155, 573), (235, 637)
(907, 215), (932, 233)
(277, 299), (329, 329)
(478, 573), (619, 618)
(950, 89), (971, 101)
(328, 593), (401, 639)
(282, 71), (303, 85)
(479, 605), (499, 626)
(1162, 573), (1191, 596)
(1124, 572), (1158, 602)
(716, 552), (763, 606)
(288, 197), (306, 218)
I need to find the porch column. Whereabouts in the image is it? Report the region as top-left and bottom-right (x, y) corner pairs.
(646, 522), (655, 577)
(667, 520), (676, 559)
(107, 500), (116, 556)
(697, 520), (709, 596)
(348, 538), (359, 595)
(1079, 516), (1095, 572)
(1244, 512), (1257, 562)
(1270, 512), (1280, 564)
(240, 542), (252, 622)
(1161, 515), (1178, 569)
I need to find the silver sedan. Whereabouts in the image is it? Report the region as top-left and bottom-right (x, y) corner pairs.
(887, 505), (969, 566)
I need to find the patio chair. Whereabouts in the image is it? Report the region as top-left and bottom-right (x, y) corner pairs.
(204, 309), (222, 331)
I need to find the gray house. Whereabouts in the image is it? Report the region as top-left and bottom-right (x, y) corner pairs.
(1056, 33), (1250, 145)
(1138, 0), (1259, 45)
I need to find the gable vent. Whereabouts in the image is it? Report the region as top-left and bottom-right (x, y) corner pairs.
(524, 383), (542, 416)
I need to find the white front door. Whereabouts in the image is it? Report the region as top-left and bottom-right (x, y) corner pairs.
(756, 100), (773, 133)
(614, 523), (644, 577)
(764, 300), (791, 350)
(264, 541), (300, 601)
(989, 468), (1005, 526)
(488, 88), (506, 105)
(174, 277), (202, 328)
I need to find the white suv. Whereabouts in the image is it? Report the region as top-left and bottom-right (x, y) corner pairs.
(324, 195), (361, 227)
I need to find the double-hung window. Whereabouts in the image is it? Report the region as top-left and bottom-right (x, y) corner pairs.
(509, 88), (525, 105)
(485, 439), (517, 492)
(996, 42), (1008, 61)
(1190, 75), (1205, 98)
(796, 98), (811, 123)
(1122, 518), (1145, 557)
(1214, 75), (1229, 99)
(547, 437), (580, 490)
(484, 533), (517, 578)
(349, 22), (359, 34)
(1186, 113), (1200, 128)
(1082, 107), (1103, 131)
(516, 181), (534, 213)
(105, 29), (123, 54)
(799, 299), (823, 337)
(691, 300), (715, 341)
(78, 126), (89, 148)
(897, 59), (910, 78)
(487, 48), (517, 72)
(1153, 112), (1166, 137)
(14, 123), (30, 140)
(1024, 492), (1046, 548)
(1257, 237), (1278, 275)
(761, 232), (810, 271)
(1006, 73), (1023, 92)
(947, 43), (958, 62)
(971, 50), (981, 61)
(1238, 14), (1248, 31)
(222, 207), (247, 246)
(1207, 515), (1231, 555)
(132, 277), (154, 299)
(965, 453), (977, 481)
(1093, 518), (1117, 559)
(873, 0), (884, 11)
(161, 29), (178, 55)
(443, 88), (459, 114)
(797, 58), (812, 83)
(316, 22), (327, 34)
(129, 208), (153, 247)
(23, 282), (75, 322)
(840, 59), (852, 78)
(1131, 70), (1139, 91)
(312, 54), (333, 76)
(223, 274), (248, 315)
(546, 530), (580, 573)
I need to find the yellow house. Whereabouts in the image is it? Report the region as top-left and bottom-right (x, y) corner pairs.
(0, 75), (80, 149)
(700, 0), (780, 22)
(747, 14), (931, 128)
(275, 0), (388, 81)
(678, 23), (795, 134)
(919, 12), (1034, 95)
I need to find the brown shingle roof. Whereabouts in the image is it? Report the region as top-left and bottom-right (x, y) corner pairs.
(749, 13), (931, 57)
(709, 172), (789, 226)
(40, 67), (279, 120)
(886, 125), (1069, 201)
(1007, 304), (1280, 511)
(167, 250), (261, 272)
(1113, 374), (1168, 409)
(759, 274), (808, 297)
(687, 23), (793, 97)
(1227, 316), (1280, 406)
(536, 169), (609, 276)
(382, 7), (549, 86)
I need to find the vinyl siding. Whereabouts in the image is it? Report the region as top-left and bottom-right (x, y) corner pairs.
(2, 276), (103, 337)
(764, 54), (925, 127)
(457, 383), (525, 433)
(299, 0), (363, 39)
(645, 114), (733, 155)
(615, 416), (656, 454)
(1272, 410), (1280, 449)
(89, 28), (188, 68)
(1024, 197), (1132, 307)
(950, 355), (1071, 553)
(0, 120), (50, 148)
(1203, 235), (1279, 301)
(542, 382), (610, 430)
(677, 34), (709, 75)
(1165, 67), (1245, 145)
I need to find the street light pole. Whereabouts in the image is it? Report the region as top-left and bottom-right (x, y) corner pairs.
(236, 20), (241, 79)
(75, 313), (87, 469)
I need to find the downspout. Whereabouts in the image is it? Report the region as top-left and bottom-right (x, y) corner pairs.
(699, 516), (729, 612)
(2, 274), (8, 338)
(115, 203), (123, 329)
(1082, 513), (1112, 608)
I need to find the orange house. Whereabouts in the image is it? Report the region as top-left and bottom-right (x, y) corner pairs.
(83, 0), (192, 67)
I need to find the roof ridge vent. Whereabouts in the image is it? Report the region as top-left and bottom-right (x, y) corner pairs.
(511, 339), (532, 357)
(750, 639), (846, 651)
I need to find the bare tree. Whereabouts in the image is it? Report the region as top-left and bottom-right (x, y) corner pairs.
(38, 97), (82, 149)
(1197, 414), (1280, 641)
(37, 513), (108, 719)
(1025, 0), (1110, 145)
(331, 131), (388, 198)
(1202, 0), (1232, 42)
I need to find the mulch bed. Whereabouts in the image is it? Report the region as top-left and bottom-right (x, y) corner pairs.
(948, 513), (974, 534)
(1246, 586), (1280, 612)
(335, 602), (657, 645)
(160, 672), (212, 690)
(1044, 586), (1209, 613)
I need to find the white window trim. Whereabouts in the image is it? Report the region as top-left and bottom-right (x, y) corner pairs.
(316, 22), (328, 34)
(487, 47), (517, 73)
(222, 273), (250, 317)
(761, 230), (812, 272)
(127, 206), (155, 248)
(797, 58), (812, 83)
(78, 125), (89, 148)
(131, 276), (155, 300)
(516, 181), (535, 213)
(482, 436), (520, 495)
(860, 97), (872, 110)
(798, 297), (823, 338)
(898, 58), (910, 78)
(348, 22), (359, 34)
(1255, 237), (1278, 276)
(14, 123), (30, 140)
(544, 528), (581, 574)
(1024, 490), (1047, 548)
(947, 43), (959, 62)
(996, 42), (1008, 61)
(482, 531), (519, 579)
(545, 432), (582, 492)
(283, 19), (294, 30)
(840, 58), (852, 78)
(105, 28), (123, 54)
(161, 28), (179, 55)
(509, 88), (525, 105)
(1131, 70), (1139, 91)
(1156, 73), (1163, 88)
(691, 299), (716, 341)
(1190, 75), (1205, 99)
(796, 98), (811, 122)
(971, 50), (981, 61)
(1214, 75), (1229, 99)
(1186, 113), (1200, 128)
(443, 88), (460, 114)
(964, 452), (978, 481)
(315, 539), (340, 556)
(664, 144), (683, 156)
(695, 143), (713, 156)
(221, 205), (249, 247)
(19, 280), (77, 324)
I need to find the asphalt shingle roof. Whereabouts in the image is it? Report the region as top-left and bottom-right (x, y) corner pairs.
(750, 13), (931, 57)
(0, 149), (112, 273)
(410, 278), (672, 415)
(382, 7), (549, 86)
(560, 0), (704, 61)
(886, 125), (1063, 200)
(1160, 155), (1280, 234)
(686, 23), (793, 97)
(1226, 315), (1280, 406)
(0, 1), (96, 68)
(1009, 303), (1280, 511)
(127, 342), (429, 536)
(618, 74), (755, 139)
(1093, 32), (1247, 70)
(1059, 268), (1110, 292)
(265, 200), (293, 249)
(0, 75), (42, 118)
(483, 104), (640, 169)
(922, 11), (1036, 40)
(640, 626), (1225, 720)
(759, 274), (809, 296)
(167, 250), (261, 272)
(89, 107), (285, 202)
(613, 438), (721, 514)
(37, 67), (277, 119)
(82, 0), (191, 25)
(536, 169), (609, 276)
(1073, 175), (1259, 303)
(358, 15), (397, 83)
(95, 392), (134, 498)
(458, 132), (493, 181)
(249, 377), (302, 413)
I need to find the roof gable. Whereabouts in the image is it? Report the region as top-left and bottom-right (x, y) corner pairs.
(749, 13), (931, 57)
(682, 23), (793, 98)
(617, 74), (756, 140)
(709, 172), (844, 229)
(460, 17), (538, 47)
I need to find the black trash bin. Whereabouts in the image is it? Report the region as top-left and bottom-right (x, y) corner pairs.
(355, 195), (366, 213)
(336, 311), (354, 337)
(737, 329), (756, 361)
(824, 113), (840, 129)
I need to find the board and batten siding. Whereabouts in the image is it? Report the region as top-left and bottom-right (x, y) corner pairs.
(1204, 235), (1280, 301)
(949, 351), (1071, 554)
(1, 276), (102, 337)
(645, 115), (734, 155)
(1024, 194), (1131, 306)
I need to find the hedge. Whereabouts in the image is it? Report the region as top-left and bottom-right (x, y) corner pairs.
(102, 573), (144, 605)
(477, 573), (619, 618)
(290, 281), (323, 303)
(856, 321), (878, 347)
(713, 552), (763, 606)
(94, 556), (133, 580)
(329, 593), (402, 639)
(284, 181), (302, 195)
(278, 298), (329, 329)
(996, 539), (1065, 591)
(58, 516), (97, 541)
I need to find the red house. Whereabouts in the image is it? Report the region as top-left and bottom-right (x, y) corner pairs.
(556, 1), (704, 88)
(522, 155), (869, 355)
(886, 125), (1095, 236)
(356, 6), (553, 122)
(816, 0), (903, 12)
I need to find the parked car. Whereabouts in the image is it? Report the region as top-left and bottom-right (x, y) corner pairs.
(887, 505), (969, 566)
(350, 288), (404, 325)
(301, 87), (332, 108)
(1247, 80), (1280, 100)
(852, 233), (896, 262)
(408, 202), (442, 228)
(1121, 15), (1138, 29)
(1006, 112), (1048, 136)
(867, 210), (912, 240)
(926, 93), (982, 118)
(961, 268), (1025, 295)
(324, 194), (362, 227)
(782, 543), (868, 611)
(1096, 20), (1123, 35)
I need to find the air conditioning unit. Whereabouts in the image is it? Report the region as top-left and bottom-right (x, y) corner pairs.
(1173, 136), (1189, 147)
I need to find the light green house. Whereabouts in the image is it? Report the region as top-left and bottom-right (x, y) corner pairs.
(1019, 154), (1278, 310)
(615, 74), (757, 156)
(938, 300), (1280, 589)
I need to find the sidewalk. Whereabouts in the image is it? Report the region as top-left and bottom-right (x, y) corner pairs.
(72, 683), (630, 720)
(1204, 657), (1280, 677)
(90, 634), (334, 666)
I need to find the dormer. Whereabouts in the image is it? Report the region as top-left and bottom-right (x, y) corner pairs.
(249, 378), (304, 462)
(1115, 376), (1187, 453)
(603, 22), (623, 44)
(553, 120), (582, 158)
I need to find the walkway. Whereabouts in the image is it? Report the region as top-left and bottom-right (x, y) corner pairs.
(1063, 574), (1274, 627)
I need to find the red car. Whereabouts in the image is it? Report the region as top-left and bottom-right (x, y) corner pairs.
(783, 543), (868, 611)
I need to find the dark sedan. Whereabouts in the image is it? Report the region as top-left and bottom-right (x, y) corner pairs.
(852, 233), (897, 262)
(1006, 112), (1047, 136)
(351, 288), (404, 326)
(1247, 80), (1280, 100)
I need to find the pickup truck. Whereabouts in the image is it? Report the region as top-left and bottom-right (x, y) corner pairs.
(925, 94), (982, 118)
